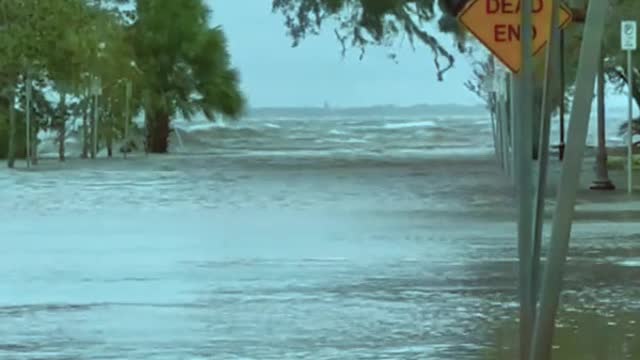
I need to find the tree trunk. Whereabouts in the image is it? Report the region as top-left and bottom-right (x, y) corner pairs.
(146, 110), (170, 153)
(31, 116), (38, 165)
(58, 91), (67, 161)
(107, 123), (113, 158)
(82, 93), (89, 158)
(7, 87), (16, 168)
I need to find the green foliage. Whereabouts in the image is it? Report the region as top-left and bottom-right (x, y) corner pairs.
(131, 0), (245, 122)
(0, 0), (245, 156)
(603, 0), (640, 113)
(272, 0), (469, 80)
(618, 118), (640, 145)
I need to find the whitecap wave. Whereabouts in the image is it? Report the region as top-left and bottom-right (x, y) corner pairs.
(328, 129), (348, 135)
(383, 120), (437, 129)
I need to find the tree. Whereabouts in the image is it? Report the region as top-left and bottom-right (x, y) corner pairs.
(0, 0), (110, 164)
(272, 0), (571, 157)
(130, 0), (245, 153)
(0, 0), (69, 166)
(1, 0), (246, 161)
(44, 1), (127, 160)
(272, 0), (470, 81)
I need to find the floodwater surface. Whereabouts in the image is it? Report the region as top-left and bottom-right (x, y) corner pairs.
(2, 114), (640, 359)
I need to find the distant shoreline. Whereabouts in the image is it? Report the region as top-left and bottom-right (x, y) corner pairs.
(246, 103), (633, 118)
(247, 103), (488, 117)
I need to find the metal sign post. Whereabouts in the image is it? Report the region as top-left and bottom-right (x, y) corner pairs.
(124, 80), (132, 159)
(514, 2), (535, 357)
(91, 76), (102, 159)
(621, 20), (637, 194)
(532, 0), (562, 312)
(530, 2), (609, 358)
(25, 70), (32, 168)
(457, 4), (575, 356)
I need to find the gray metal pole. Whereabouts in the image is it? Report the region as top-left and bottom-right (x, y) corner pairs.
(529, 2), (609, 359)
(93, 77), (99, 159)
(491, 92), (500, 165)
(628, 50), (634, 194)
(124, 80), (131, 159)
(25, 71), (31, 169)
(559, 30), (566, 161)
(497, 86), (506, 172)
(513, 1), (534, 358)
(591, 43), (615, 190)
(532, 0), (561, 310)
(504, 75), (513, 178)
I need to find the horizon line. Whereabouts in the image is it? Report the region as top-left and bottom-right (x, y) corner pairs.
(248, 102), (487, 110)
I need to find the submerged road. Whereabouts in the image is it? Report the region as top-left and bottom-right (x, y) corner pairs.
(1, 149), (640, 359)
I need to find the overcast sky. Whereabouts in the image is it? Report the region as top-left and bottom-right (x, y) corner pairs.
(211, 1), (480, 108)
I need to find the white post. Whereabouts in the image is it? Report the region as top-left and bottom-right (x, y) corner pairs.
(621, 20), (637, 194)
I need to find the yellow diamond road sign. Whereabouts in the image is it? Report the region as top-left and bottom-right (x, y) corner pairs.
(458, 0), (572, 73)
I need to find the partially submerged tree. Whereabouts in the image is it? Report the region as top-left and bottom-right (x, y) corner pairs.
(1, 0), (244, 162)
(0, 0), (122, 164)
(0, 0), (76, 166)
(130, 0), (245, 153)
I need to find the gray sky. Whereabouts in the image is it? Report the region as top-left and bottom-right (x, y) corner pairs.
(211, 1), (480, 108)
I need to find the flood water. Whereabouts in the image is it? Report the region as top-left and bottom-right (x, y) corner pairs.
(2, 113), (640, 359)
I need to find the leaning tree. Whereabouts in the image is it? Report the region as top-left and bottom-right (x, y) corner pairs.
(130, 0), (245, 153)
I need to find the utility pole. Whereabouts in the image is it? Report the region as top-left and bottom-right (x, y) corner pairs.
(590, 42), (615, 190)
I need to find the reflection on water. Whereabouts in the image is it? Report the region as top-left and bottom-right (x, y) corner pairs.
(486, 311), (640, 359)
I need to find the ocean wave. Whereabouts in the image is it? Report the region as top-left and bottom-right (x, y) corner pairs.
(383, 120), (438, 129)
(314, 138), (368, 144)
(328, 129), (349, 135)
(33, 115), (495, 159)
